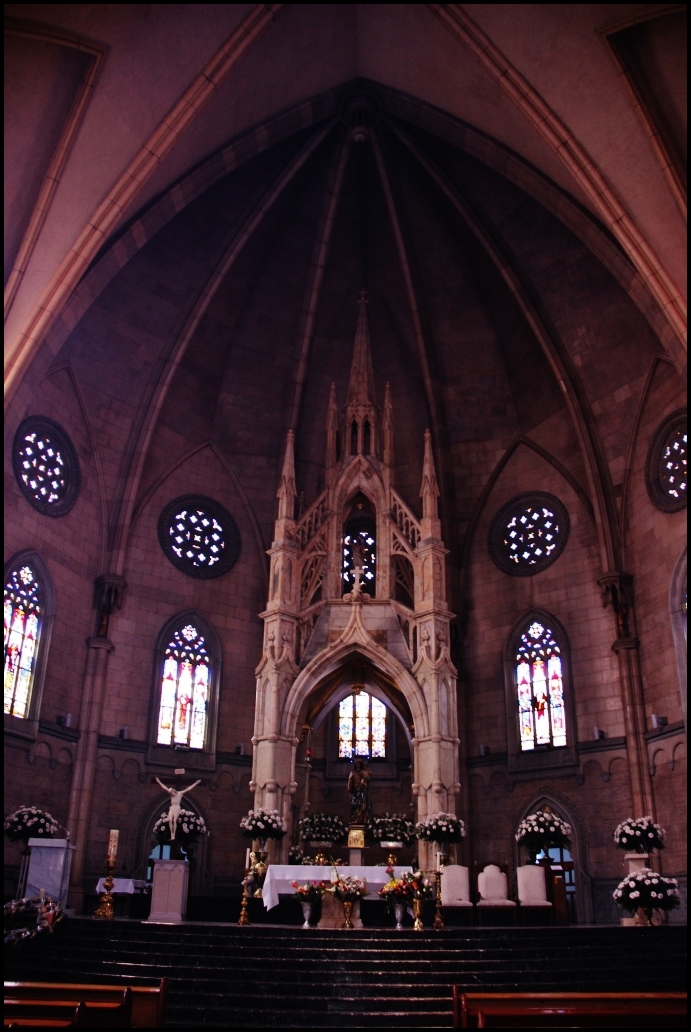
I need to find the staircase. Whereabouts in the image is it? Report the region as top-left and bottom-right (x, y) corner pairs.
(5, 920), (687, 1028)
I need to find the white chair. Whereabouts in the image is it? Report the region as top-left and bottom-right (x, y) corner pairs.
(440, 865), (473, 907)
(476, 863), (517, 916)
(516, 864), (553, 908)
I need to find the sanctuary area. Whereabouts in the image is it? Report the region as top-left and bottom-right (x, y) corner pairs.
(4, 3), (687, 1027)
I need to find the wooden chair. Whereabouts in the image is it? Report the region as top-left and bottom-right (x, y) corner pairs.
(452, 989), (687, 1028)
(474, 861), (516, 925)
(441, 865), (473, 907)
(4, 980), (167, 1028)
(516, 864), (553, 925)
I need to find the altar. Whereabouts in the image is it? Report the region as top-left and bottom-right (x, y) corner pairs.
(262, 865), (410, 912)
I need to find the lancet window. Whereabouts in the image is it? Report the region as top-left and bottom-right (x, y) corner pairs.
(342, 502), (376, 595)
(338, 692), (387, 758)
(515, 620), (567, 751)
(157, 623), (210, 749)
(4, 563), (42, 719)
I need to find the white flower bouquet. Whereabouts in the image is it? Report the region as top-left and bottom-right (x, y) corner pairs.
(614, 816), (665, 853)
(297, 812), (347, 844)
(4, 806), (59, 843)
(153, 809), (207, 845)
(330, 875), (367, 902)
(515, 811), (572, 853)
(240, 808), (286, 841)
(414, 812), (466, 844)
(613, 868), (680, 915)
(368, 813), (415, 846)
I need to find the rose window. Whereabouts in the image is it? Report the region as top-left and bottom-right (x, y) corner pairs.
(158, 495), (240, 578)
(489, 493), (569, 576)
(12, 417), (80, 517)
(646, 411), (687, 513)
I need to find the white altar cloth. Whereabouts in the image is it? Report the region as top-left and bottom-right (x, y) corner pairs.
(95, 878), (147, 894)
(262, 865), (410, 911)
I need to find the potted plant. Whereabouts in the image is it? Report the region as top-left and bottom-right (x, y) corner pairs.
(415, 813), (465, 865)
(297, 812), (347, 848)
(613, 869), (680, 925)
(614, 817), (665, 855)
(239, 808), (286, 849)
(329, 875), (367, 929)
(292, 880), (327, 927)
(369, 813), (415, 850)
(515, 811), (572, 864)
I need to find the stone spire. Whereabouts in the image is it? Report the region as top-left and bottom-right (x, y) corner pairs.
(383, 381), (394, 468)
(420, 428), (439, 519)
(344, 289), (377, 455)
(276, 429), (296, 521)
(325, 382), (338, 468)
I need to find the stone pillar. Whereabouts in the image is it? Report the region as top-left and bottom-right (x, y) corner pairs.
(599, 572), (655, 820)
(66, 636), (113, 907)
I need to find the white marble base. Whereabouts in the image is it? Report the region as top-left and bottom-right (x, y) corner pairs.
(26, 839), (74, 906)
(349, 848), (363, 865)
(147, 859), (189, 922)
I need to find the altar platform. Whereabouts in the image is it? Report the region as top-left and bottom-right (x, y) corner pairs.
(4, 918), (686, 1028)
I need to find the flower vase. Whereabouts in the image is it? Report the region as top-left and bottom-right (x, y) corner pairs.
(250, 850), (269, 897)
(412, 898), (424, 932)
(393, 902), (406, 931)
(342, 900), (354, 929)
(301, 901), (314, 929)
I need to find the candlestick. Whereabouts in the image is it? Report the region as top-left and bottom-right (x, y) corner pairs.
(94, 856), (117, 920)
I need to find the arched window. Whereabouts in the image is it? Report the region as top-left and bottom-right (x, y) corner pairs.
(342, 498), (376, 595)
(4, 553), (54, 728)
(149, 612), (221, 767)
(515, 619), (567, 750)
(338, 691), (387, 758)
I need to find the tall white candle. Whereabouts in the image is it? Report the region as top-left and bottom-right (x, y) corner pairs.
(107, 829), (119, 858)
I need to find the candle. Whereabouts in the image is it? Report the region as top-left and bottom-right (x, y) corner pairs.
(245, 848), (251, 870)
(107, 829), (119, 858)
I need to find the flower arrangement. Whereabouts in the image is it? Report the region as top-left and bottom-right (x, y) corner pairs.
(240, 808), (286, 841)
(330, 875), (367, 902)
(614, 817), (666, 854)
(613, 869), (681, 915)
(4, 807), (59, 843)
(368, 813), (415, 846)
(297, 812), (347, 844)
(153, 809), (207, 845)
(288, 845), (304, 865)
(414, 812), (466, 844)
(4, 894), (65, 946)
(515, 811), (572, 853)
(292, 881), (327, 902)
(379, 870), (432, 903)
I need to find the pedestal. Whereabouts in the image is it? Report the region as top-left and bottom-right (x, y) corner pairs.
(621, 853), (651, 926)
(147, 859), (189, 923)
(26, 839), (74, 907)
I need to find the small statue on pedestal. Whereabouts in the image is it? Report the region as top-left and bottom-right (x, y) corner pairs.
(154, 777), (201, 840)
(347, 758), (371, 826)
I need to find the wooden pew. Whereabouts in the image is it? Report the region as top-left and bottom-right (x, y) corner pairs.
(5, 987), (132, 1028)
(452, 989), (688, 1028)
(4, 980), (166, 1028)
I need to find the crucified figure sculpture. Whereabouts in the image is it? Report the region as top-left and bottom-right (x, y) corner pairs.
(155, 777), (201, 840)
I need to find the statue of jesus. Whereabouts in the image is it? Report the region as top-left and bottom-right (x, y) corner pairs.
(347, 758), (371, 825)
(155, 777), (201, 840)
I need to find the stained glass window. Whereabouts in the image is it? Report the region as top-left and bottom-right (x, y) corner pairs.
(157, 624), (209, 749)
(516, 620), (567, 751)
(658, 424), (687, 502)
(342, 513), (376, 595)
(338, 692), (387, 758)
(158, 495), (241, 579)
(489, 493), (569, 576)
(4, 564), (41, 719)
(12, 416), (80, 517)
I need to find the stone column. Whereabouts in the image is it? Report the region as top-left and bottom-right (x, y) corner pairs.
(599, 572), (655, 819)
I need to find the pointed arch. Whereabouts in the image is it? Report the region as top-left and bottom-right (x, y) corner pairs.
(133, 784), (211, 894)
(504, 609), (578, 777)
(146, 609), (222, 773)
(4, 550), (55, 738)
(514, 789), (593, 923)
